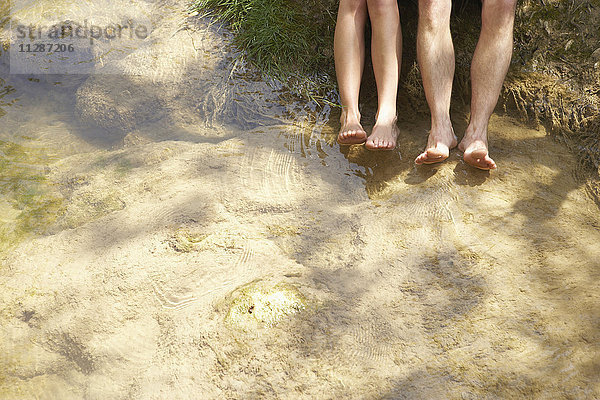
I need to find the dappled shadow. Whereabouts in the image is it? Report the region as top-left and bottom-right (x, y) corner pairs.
(453, 160), (490, 186)
(1, 1), (600, 398)
(405, 164), (439, 184)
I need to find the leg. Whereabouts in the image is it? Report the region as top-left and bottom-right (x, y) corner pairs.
(459, 0), (517, 170)
(414, 0), (457, 165)
(364, 0), (402, 150)
(335, 0), (369, 145)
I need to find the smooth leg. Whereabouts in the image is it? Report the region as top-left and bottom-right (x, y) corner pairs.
(459, 0), (517, 170)
(364, 0), (402, 150)
(335, 0), (369, 144)
(414, 0), (457, 164)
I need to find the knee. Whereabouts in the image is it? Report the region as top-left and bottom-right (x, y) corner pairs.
(339, 0), (367, 14)
(418, 0), (452, 30)
(482, 0), (517, 28)
(486, 0), (517, 12)
(366, 0), (398, 18)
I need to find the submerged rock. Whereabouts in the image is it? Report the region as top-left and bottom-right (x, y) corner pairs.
(222, 281), (306, 330)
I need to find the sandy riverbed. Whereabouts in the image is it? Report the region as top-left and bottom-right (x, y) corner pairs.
(1, 1), (599, 399)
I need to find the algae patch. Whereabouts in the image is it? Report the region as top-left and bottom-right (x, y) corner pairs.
(266, 224), (302, 237)
(0, 141), (64, 254)
(222, 281), (306, 330)
(168, 227), (247, 253)
(59, 189), (125, 229)
(168, 228), (209, 253)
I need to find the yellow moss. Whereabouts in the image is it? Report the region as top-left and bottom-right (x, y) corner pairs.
(266, 224), (301, 237)
(61, 190), (125, 229)
(0, 141), (65, 256)
(168, 228), (251, 253)
(223, 281), (306, 330)
(168, 228), (209, 253)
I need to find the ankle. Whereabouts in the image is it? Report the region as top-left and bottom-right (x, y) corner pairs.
(374, 110), (397, 125)
(430, 111), (451, 125)
(431, 123), (455, 137)
(464, 125), (488, 141)
(341, 108), (361, 124)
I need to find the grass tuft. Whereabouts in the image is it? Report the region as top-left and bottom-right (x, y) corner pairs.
(191, 0), (338, 104)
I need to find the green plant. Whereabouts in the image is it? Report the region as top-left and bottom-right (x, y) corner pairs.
(191, 0), (338, 104)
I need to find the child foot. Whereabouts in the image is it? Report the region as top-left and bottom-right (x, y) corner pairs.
(337, 112), (367, 145)
(365, 117), (399, 150)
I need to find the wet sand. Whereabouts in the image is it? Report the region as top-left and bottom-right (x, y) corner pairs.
(1, 1), (599, 399)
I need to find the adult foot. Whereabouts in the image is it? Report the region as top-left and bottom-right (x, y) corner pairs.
(365, 117), (399, 150)
(458, 135), (497, 170)
(415, 125), (457, 165)
(337, 112), (367, 145)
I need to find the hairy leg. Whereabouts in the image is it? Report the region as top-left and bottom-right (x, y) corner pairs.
(414, 0), (457, 164)
(364, 0), (402, 150)
(459, 0), (517, 170)
(334, 0), (369, 144)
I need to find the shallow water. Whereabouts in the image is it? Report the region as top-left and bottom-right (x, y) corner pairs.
(1, 1), (600, 399)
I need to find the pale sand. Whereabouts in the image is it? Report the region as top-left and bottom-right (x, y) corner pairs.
(1, 1), (599, 399)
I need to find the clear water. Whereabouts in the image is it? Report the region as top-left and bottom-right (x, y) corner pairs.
(1, 1), (599, 399)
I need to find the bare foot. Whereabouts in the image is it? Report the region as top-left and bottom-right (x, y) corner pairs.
(458, 135), (497, 170)
(365, 117), (399, 150)
(415, 125), (458, 165)
(337, 111), (367, 145)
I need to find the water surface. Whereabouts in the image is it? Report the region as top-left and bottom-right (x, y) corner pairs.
(1, 1), (599, 399)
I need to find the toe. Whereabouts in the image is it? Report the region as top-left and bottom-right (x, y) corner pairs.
(476, 158), (487, 169)
(486, 156), (497, 169)
(416, 147), (448, 164)
(466, 154), (496, 170)
(426, 148), (443, 159)
(339, 126), (367, 145)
